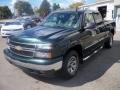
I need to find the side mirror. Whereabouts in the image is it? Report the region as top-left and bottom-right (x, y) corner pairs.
(84, 22), (95, 29)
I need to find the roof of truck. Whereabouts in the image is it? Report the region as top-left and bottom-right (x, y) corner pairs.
(54, 9), (99, 13)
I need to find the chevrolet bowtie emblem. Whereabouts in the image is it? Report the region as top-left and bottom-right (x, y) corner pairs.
(15, 46), (22, 51)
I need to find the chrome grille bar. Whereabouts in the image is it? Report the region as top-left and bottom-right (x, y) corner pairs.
(8, 40), (36, 57)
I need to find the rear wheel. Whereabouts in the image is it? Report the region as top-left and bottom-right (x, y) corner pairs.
(59, 51), (80, 79)
(104, 33), (113, 49)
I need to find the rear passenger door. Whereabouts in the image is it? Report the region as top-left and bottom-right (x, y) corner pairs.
(93, 12), (107, 44)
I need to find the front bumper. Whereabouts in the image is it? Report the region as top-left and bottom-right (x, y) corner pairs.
(4, 49), (63, 71)
(1, 30), (22, 37)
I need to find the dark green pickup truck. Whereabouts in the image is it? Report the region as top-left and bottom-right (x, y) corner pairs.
(4, 9), (116, 79)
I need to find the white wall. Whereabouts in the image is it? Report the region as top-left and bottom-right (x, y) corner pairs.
(114, 0), (120, 31)
(115, 6), (120, 31)
(82, 1), (120, 31)
(106, 3), (114, 20)
(114, 0), (120, 6)
(85, 2), (114, 20)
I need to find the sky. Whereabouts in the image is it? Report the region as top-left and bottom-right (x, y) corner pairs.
(0, 0), (96, 12)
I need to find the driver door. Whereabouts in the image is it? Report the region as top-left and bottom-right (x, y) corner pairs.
(81, 12), (98, 57)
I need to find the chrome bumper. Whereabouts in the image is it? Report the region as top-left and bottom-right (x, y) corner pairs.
(5, 55), (63, 71)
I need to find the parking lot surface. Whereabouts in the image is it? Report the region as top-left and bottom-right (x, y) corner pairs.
(0, 32), (120, 90)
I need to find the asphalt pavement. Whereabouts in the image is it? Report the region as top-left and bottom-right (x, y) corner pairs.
(0, 32), (120, 90)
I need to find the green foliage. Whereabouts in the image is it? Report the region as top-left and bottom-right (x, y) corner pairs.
(69, 2), (84, 9)
(0, 6), (12, 19)
(14, 1), (34, 16)
(38, 0), (51, 17)
(53, 3), (60, 11)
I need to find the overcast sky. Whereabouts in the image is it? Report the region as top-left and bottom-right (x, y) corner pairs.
(0, 0), (96, 11)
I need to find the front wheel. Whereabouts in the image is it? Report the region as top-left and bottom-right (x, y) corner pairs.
(59, 51), (80, 79)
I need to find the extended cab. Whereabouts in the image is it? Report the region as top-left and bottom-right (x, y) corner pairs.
(4, 9), (116, 79)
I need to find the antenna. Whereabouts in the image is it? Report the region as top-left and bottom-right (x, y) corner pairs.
(76, 7), (78, 12)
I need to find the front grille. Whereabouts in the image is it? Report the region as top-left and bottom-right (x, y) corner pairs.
(9, 40), (35, 48)
(10, 48), (34, 57)
(8, 40), (35, 57)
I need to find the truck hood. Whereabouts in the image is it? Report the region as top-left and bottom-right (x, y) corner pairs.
(10, 26), (74, 43)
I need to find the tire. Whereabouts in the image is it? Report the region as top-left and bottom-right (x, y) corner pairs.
(2, 36), (7, 38)
(59, 51), (80, 79)
(104, 33), (113, 49)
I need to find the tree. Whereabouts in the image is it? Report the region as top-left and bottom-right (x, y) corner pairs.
(69, 2), (84, 9)
(14, 1), (34, 16)
(0, 6), (12, 19)
(38, 0), (51, 17)
(53, 3), (60, 11)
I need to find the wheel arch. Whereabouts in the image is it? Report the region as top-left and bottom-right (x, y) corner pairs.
(63, 44), (83, 63)
(110, 23), (116, 35)
(110, 28), (115, 35)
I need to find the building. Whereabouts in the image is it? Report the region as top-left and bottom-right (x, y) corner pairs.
(81, 0), (120, 31)
(114, 0), (120, 31)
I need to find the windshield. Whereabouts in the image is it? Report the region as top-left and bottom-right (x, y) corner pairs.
(16, 17), (31, 23)
(5, 22), (21, 25)
(40, 12), (81, 29)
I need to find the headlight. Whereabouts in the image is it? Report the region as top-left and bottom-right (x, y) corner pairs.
(36, 43), (52, 50)
(35, 52), (52, 58)
(35, 43), (52, 58)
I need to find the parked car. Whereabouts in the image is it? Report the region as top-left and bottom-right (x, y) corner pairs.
(4, 9), (116, 79)
(0, 21), (5, 28)
(30, 15), (41, 23)
(0, 21), (6, 32)
(16, 17), (36, 29)
(1, 21), (24, 37)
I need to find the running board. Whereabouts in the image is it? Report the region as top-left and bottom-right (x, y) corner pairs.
(83, 46), (103, 61)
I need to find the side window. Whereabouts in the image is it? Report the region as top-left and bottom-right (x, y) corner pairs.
(93, 13), (103, 23)
(85, 13), (95, 27)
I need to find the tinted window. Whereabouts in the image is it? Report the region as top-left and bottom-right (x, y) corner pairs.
(5, 22), (21, 25)
(85, 13), (95, 27)
(93, 13), (103, 23)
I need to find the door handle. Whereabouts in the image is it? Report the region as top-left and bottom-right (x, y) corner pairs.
(94, 29), (100, 34)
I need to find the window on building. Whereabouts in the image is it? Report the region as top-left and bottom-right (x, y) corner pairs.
(98, 6), (107, 19)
